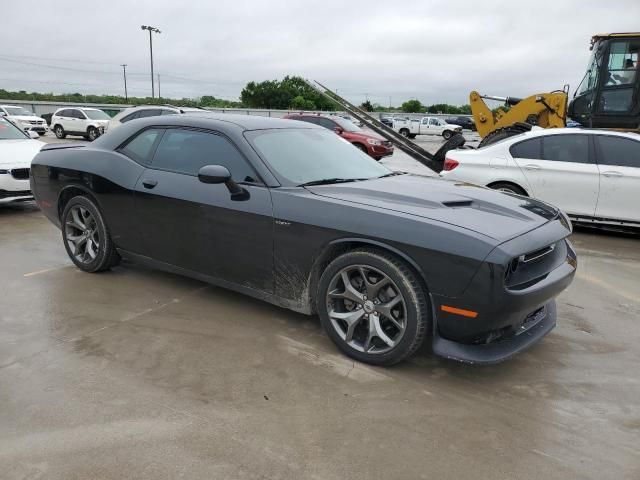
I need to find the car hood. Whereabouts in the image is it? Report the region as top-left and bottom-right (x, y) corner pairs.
(0, 139), (45, 166)
(306, 174), (559, 242)
(9, 115), (43, 122)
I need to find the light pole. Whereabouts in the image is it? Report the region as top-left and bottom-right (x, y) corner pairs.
(120, 64), (128, 101)
(141, 25), (161, 98)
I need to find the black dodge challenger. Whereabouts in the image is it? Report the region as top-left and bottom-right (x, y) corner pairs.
(30, 114), (577, 365)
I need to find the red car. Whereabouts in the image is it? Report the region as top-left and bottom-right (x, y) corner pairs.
(283, 113), (394, 160)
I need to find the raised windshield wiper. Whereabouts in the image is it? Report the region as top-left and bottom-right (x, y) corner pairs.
(297, 178), (366, 187)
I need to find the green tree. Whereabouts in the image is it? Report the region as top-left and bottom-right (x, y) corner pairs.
(401, 99), (423, 113)
(240, 76), (339, 110)
(359, 100), (374, 112)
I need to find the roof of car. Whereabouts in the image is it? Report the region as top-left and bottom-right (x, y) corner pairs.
(185, 112), (315, 130)
(521, 127), (640, 140)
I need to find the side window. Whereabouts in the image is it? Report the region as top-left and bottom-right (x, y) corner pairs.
(57, 109), (70, 117)
(596, 136), (640, 168)
(119, 128), (163, 165)
(429, 118), (439, 126)
(605, 40), (638, 86)
(74, 110), (87, 119)
(160, 109), (178, 116)
(150, 129), (258, 182)
(510, 138), (542, 159)
(315, 118), (337, 130)
(542, 135), (589, 163)
(136, 109), (162, 119)
(120, 111), (140, 123)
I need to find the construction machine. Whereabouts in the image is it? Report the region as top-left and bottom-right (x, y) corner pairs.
(473, 32), (640, 147)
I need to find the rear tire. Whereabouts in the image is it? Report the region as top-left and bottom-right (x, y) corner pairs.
(399, 128), (410, 137)
(61, 196), (120, 273)
(489, 182), (527, 196)
(54, 125), (66, 139)
(408, 133), (417, 139)
(317, 248), (430, 366)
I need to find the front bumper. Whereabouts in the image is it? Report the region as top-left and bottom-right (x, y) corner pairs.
(432, 301), (557, 364)
(369, 144), (394, 159)
(429, 220), (576, 364)
(0, 169), (32, 202)
(21, 122), (49, 134)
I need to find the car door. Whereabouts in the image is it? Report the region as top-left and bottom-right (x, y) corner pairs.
(134, 127), (275, 292)
(510, 134), (600, 216)
(75, 109), (89, 132)
(593, 134), (640, 222)
(426, 117), (443, 135)
(56, 109), (73, 131)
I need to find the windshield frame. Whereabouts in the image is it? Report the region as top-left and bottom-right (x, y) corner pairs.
(244, 127), (391, 187)
(0, 117), (29, 140)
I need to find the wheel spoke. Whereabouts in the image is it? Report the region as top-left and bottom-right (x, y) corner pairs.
(86, 238), (97, 259)
(365, 314), (396, 352)
(375, 295), (403, 325)
(329, 308), (365, 342)
(70, 208), (86, 230)
(330, 271), (364, 304)
(358, 266), (390, 299)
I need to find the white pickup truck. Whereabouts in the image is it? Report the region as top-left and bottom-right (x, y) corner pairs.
(392, 116), (462, 140)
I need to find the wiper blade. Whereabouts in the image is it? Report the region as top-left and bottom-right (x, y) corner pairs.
(377, 171), (405, 179)
(298, 177), (365, 187)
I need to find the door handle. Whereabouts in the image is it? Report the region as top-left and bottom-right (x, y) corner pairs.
(602, 171), (623, 177)
(142, 179), (158, 189)
(524, 164), (541, 170)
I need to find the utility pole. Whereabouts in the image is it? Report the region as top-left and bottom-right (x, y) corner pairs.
(157, 74), (161, 98)
(120, 64), (128, 101)
(141, 25), (161, 98)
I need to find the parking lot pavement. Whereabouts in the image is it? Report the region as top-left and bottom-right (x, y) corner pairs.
(1, 202), (639, 480)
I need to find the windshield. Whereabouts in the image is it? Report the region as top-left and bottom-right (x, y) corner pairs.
(83, 109), (110, 120)
(577, 48), (601, 95)
(332, 117), (362, 132)
(0, 117), (28, 139)
(246, 128), (390, 185)
(4, 106), (33, 116)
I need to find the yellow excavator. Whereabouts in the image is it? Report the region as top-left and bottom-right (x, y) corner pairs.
(472, 32), (640, 147)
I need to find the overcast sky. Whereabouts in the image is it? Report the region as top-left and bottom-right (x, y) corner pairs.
(2, 0), (639, 106)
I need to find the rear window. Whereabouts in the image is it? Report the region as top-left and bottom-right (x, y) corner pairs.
(119, 128), (163, 164)
(510, 138), (542, 159)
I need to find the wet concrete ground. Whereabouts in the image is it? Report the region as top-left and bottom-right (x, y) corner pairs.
(1, 199), (639, 480)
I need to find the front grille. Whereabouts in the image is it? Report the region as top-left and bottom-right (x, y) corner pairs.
(0, 189), (32, 199)
(11, 168), (30, 180)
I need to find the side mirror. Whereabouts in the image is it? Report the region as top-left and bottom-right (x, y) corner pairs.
(334, 126), (344, 135)
(28, 130), (40, 139)
(198, 164), (247, 200)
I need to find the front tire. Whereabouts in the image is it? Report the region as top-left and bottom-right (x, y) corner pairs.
(54, 125), (66, 139)
(87, 126), (99, 141)
(317, 249), (430, 366)
(61, 196), (120, 272)
(442, 130), (453, 140)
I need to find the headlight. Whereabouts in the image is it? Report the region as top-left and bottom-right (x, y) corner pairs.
(20, 120), (31, 124)
(366, 138), (381, 146)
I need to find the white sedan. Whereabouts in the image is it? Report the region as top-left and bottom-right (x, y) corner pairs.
(440, 128), (640, 227)
(0, 117), (44, 203)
